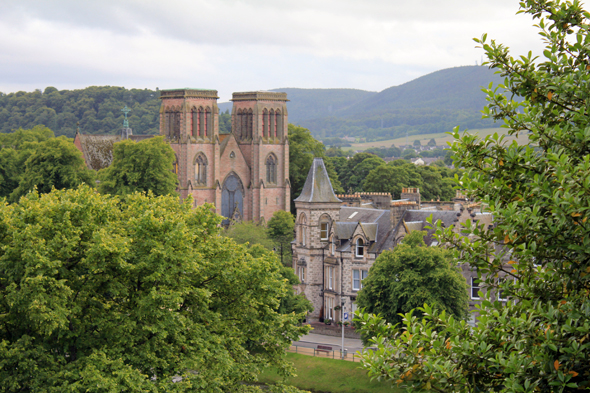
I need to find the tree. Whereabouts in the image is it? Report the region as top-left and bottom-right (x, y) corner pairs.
(346, 156), (385, 193)
(0, 186), (309, 392)
(225, 221), (276, 251)
(412, 139), (421, 147)
(357, 1), (590, 391)
(355, 231), (468, 342)
(98, 136), (177, 196)
(362, 164), (410, 199)
(10, 136), (95, 202)
(267, 210), (295, 267)
(427, 138), (437, 147)
(402, 148), (418, 159)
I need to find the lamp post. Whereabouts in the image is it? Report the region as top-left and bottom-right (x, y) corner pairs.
(341, 298), (345, 359)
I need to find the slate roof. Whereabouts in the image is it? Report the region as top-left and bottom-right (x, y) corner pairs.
(76, 132), (154, 170)
(395, 209), (462, 246)
(76, 134), (122, 170)
(333, 206), (393, 254)
(294, 158), (341, 203)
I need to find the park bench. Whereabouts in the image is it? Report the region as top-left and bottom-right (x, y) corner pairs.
(316, 345), (333, 354)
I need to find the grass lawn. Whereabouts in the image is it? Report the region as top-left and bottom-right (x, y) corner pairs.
(350, 127), (530, 151)
(258, 352), (403, 393)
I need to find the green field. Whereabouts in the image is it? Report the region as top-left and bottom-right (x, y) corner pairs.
(350, 127), (530, 151)
(258, 352), (402, 393)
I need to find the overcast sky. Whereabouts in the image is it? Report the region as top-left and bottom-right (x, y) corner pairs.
(0, 0), (544, 102)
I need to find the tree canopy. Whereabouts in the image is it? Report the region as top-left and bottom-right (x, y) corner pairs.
(357, 1), (590, 391)
(98, 136), (177, 197)
(267, 210), (295, 267)
(355, 231), (468, 342)
(0, 186), (309, 392)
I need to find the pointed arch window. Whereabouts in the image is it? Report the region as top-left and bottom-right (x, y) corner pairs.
(266, 154), (277, 184)
(262, 109), (268, 138)
(275, 109), (281, 138)
(204, 107), (211, 137)
(195, 154), (207, 185)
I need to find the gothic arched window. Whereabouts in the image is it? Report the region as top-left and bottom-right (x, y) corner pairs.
(195, 154), (207, 185)
(275, 109), (281, 138)
(266, 154), (277, 184)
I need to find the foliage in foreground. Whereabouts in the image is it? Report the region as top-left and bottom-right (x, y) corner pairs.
(0, 186), (310, 392)
(357, 1), (590, 391)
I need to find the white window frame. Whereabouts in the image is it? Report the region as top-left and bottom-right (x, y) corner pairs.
(326, 297), (334, 320)
(297, 266), (306, 284)
(352, 269), (368, 291)
(320, 222), (329, 241)
(355, 238), (365, 258)
(471, 277), (480, 300)
(328, 266), (334, 290)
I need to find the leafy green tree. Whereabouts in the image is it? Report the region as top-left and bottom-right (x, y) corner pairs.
(362, 164), (409, 199)
(98, 136), (177, 196)
(412, 139), (421, 147)
(10, 136), (95, 202)
(402, 148), (418, 159)
(355, 231), (467, 343)
(267, 210), (295, 267)
(427, 138), (437, 147)
(346, 156), (385, 193)
(357, 1), (590, 391)
(0, 186), (309, 392)
(225, 221), (275, 251)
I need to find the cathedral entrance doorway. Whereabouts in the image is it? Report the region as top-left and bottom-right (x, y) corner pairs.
(221, 173), (244, 220)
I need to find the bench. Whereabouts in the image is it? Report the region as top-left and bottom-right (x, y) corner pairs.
(316, 345), (333, 354)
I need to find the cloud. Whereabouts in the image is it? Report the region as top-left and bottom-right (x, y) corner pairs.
(0, 0), (545, 100)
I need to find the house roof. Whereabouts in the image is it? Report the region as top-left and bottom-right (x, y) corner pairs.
(294, 158), (341, 203)
(333, 206), (392, 254)
(396, 209), (462, 246)
(76, 134), (122, 170)
(76, 132), (155, 171)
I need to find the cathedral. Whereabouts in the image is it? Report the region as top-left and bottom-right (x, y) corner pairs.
(75, 88), (290, 222)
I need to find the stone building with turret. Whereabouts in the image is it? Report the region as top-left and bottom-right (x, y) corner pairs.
(292, 158), (495, 324)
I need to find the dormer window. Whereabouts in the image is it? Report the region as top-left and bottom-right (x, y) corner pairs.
(355, 238), (364, 258)
(320, 222), (329, 240)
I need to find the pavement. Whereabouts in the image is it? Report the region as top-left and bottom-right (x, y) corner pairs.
(293, 332), (365, 352)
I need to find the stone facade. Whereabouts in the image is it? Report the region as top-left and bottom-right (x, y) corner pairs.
(292, 163), (499, 325)
(76, 89), (290, 223)
(159, 89), (290, 222)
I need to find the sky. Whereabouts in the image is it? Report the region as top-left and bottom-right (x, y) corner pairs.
(0, 0), (544, 102)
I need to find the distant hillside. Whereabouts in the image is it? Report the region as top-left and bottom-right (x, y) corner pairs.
(0, 86), (161, 138)
(284, 66), (505, 140)
(217, 87), (376, 124)
(0, 66), (504, 140)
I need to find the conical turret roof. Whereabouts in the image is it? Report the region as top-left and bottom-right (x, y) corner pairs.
(294, 158), (341, 203)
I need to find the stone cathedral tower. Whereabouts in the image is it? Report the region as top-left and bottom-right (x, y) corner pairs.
(159, 89), (290, 222)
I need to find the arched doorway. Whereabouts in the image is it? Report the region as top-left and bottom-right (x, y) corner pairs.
(221, 173), (244, 219)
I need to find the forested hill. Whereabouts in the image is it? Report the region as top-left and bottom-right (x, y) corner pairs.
(0, 86), (161, 138)
(0, 66), (503, 140)
(289, 66), (505, 140)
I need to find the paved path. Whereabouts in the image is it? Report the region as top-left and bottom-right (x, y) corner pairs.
(294, 332), (364, 352)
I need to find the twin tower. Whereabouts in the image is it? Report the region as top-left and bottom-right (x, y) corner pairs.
(159, 89), (290, 223)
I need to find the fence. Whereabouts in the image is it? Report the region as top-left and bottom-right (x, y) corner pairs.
(287, 345), (369, 363)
